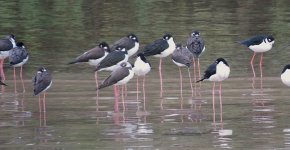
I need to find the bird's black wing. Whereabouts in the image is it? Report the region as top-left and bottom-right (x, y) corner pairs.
(0, 39), (13, 51)
(69, 47), (105, 64)
(240, 35), (266, 47)
(98, 67), (129, 89)
(142, 39), (168, 57)
(111, 37), (134, 50)
(9, 47), (28, 65)
(172, 48), (193, 67)
(197, 62), (216, 82)
(203, 63), (217, 79)
(186, 36), (205, 56)
(96, 51), (125, 71)
(33, 72), (52, 95)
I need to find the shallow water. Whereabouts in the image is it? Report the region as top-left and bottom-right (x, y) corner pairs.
(1, 0), (290, 149)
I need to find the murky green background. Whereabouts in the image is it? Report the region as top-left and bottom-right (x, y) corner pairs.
(1, 0), (290, 149)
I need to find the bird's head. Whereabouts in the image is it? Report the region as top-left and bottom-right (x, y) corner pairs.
(163, 33), (173, 41)
(282, 64), (290, 74)
(37, 67), (47, 73)
(266, 35), (275, 45)
(16, 42), (25, 48)
(115, 46), (128, 54)
(99, 42), (110, 52)
(190, 30), (200, 37)
(128, 33), (139, 42)
(215, 58), (229, 66)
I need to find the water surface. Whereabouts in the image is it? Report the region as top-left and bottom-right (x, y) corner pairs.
(0, 0), (290, 149)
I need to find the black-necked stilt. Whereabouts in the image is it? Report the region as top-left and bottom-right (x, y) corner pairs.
(111, 33), (139, 57)
(197, 58), (230, 125)
(240, 35), (275, 77)
(98, 62), (134, 90)
(98, 62), (134, 107)
(132, 53), (151, 100)
(186, 30), (205, 84)
(69, 42), (110, 87)
(95, 46), (128, 72)
(9, 42), (29, 93)
(142, 33), (176, 97)
(33, 67), (52, 113)
(0, 34), (16, 80)
(171, 43), (194, 96)
(281, 64), (290, 87)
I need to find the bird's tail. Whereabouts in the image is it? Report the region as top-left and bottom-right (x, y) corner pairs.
(68, 61), (77, 65)
(0, 81), (7, 86)
(196, 78), (204, 83)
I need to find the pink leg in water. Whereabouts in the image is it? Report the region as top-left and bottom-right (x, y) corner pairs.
(143, 76), (146, 109)
(212, 82), (216, 128)
(38, 95), (42, 112)
(159, 58), (163, 97)
(219, 82), (223, 127)
(251, 52), (256, 77)
(114, 85), (119, 112)
(136, 76), (139, 100)
(259, 53), (264, 91)
(179, 67), (183, 96)
(38, 95), (42, 126)
(193, 60), (197, 96)
(43, 92), (46, 112)
(197, 58), (201, 88)
(0, 59), (5, 81)
(95, 71), (98, 88)
(121, 85), (125, 111)
(125, 84), (127, 97)
(187, 68), (194, 97)
(13, 67), (17, 94)
(20, 66), (25, 93)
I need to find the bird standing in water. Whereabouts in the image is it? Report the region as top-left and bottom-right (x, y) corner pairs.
(187, 30), (205, 88)
(171, 43), (194, 97)
(240, 35), (274, 77)
(197, 58), (230, 126)
(9, 42), (29, 93)
(142, 33), (176, 97)
(132, 53), (151, 100)
(0, 34), (16, 81)
(33, 67), (52, 113)
(69, 42), (110, 87)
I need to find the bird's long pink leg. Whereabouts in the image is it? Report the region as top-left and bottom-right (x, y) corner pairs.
(0, 60), (3, 80)
(121, 85), (125, 111)
(179, 67), (183, 96)
(212, 82), (216, 128)
(114, 85), (119, 113)
(251, 52), (256, 77)
(143, 76), (146, 109)
(20, 66), (25, 93)
(193, 60), (197, 96)
(187, 68), (194, 97)
(38, 95), (42, 126)
(38, 95), (42, 112)
(95, 71), (98, 88)
(43, 92), (46, 112)
(197, 58), (201, 88)
(259, 53), (264, 91)
(159, 58), (163, 97)
(13, 67), (17, 94)
(125, 84), (127, 97)
(136, 76), (139, 100)
(219, 82), (223, 128)
(0, 59), (5, 81)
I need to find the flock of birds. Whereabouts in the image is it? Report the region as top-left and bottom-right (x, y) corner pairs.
(0, 30), (289, 112)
